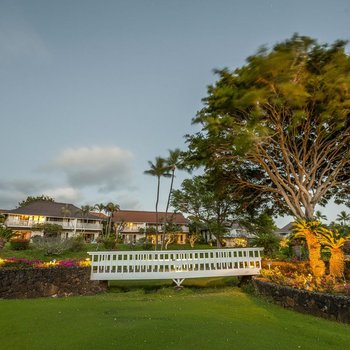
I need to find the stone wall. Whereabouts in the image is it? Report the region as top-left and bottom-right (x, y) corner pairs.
(0, 267), (108, 299)
(253, 278), (350, 323)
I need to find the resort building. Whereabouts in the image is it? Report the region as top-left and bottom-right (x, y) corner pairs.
(112, 210), (189, 245)
(274, 222), (293, 238)
(3, 200), (103, 242)
(202, 223), (254, 247)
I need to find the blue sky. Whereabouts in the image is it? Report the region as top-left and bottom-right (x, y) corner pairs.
(1, 0), (349, 227)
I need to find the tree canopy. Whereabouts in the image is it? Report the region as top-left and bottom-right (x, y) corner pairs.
(171, 173), (246, 245)
(186, 35), (350, 219)
(18, 195), (54, 208)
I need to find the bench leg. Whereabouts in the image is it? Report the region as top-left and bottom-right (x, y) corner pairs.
(173, 278), (185, 287)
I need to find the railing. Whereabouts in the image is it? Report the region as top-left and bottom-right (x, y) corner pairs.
(122, 225), (189, 233)
(6, 219), (102, 231)
(75, 222), (102, 230)
(6, 220), (42, 227)
(88, 248), (263, 286)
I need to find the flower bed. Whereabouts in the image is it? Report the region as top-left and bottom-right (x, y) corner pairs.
(0, 257), (106, 299)
(260, 267), (350, 296)
(0, 257), (91, 269)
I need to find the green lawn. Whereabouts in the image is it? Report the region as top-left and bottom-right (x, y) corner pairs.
(0, 243), (213, 261)
(1, 283), (349, 350)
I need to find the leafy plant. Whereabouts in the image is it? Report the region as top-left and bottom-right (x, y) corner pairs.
(98, 236), (116, 250)
(69, 235), (86, 252)
(0, 227), (17, 249)
(32, 237), (73, 256)
(10, 239), (30, 250)
(138, 237), (153, 250)
(251, 232), (279, 258)
(32, 223), (63, 238)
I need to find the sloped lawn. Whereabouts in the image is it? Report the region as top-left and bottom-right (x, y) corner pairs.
(1, 286), (349, 350)
(0, 243), (213, 261)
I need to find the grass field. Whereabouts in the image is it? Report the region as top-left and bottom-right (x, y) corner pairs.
(1, 281), (350, 350)
(0, 243), (213, 261)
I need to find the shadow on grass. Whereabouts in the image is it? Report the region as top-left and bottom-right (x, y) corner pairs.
(108, 276), (240, 294)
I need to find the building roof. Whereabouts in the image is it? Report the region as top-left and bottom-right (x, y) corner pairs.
(113, 210), (188, 225)
(90, 212), (108, 219)
(274, 222), (293, 235)
(6, 201), (102, 220)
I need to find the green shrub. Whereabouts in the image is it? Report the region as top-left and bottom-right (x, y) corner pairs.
(31, 235), (43, 244)
(10, 239), (30, 250)
(252, 233), (279, 258)
(138, 237), (153, 250)
(68, 235), (86, 252)
(32, 237), (72, 256)
(0, 227), (17, 250)
(101, 238), (116, 250)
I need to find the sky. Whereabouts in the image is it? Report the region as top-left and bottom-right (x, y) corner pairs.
(1, 0), (349, 227)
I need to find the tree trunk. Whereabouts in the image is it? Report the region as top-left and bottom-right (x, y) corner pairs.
(162, 168), (175, 250)
(155, 176), (160, 250)
(0, 238), (5, 250)
(304, 230), (325, 278)
(329, 247), (345, 278)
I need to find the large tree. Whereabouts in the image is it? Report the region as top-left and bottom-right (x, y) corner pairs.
(171, 174), (239, 246)
(186, 35), (350, 219)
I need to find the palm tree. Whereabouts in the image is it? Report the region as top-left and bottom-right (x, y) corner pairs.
(316, 227), (349, 278)
(162, 148), (183, 249)
(93, 203), (108, 238)
(336, 211), (350, 226)
(292, 220), (325, 278)
(314, 210), (327, 222)
(105, 202), (120, 237)
(79, 205), (93, 233)
(144, 157), (171, 250)
(0, 227), (16, 250)
(94, 203), (106, 214)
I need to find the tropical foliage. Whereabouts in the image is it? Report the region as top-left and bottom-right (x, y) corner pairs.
(0, 227), (17, 250)
(261, 267), (350, 296)
(316, 227), (349, 278)
(292, 219), (350, 279)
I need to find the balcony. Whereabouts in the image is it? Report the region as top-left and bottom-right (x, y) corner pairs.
(121, 224), (189, 233)
(6, 219), (40, 228)
(6, 219), (102, 231)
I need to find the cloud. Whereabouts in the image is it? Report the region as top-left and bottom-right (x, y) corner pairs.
(0, 177), (84, 209)
(0, 20), (49, 63)
(45, 186), (82, 204)
(48, 146), (135, 192)
(0, 178), (50, 209)
(0, 179), (46, 193)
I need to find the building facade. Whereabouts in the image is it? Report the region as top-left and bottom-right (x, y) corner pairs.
(113, 210), (189, 245)
(3, 201), (103, 242)
(202, 223), (254, 247)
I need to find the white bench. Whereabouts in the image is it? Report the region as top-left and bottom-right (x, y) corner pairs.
(88, 248), (263, 286)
